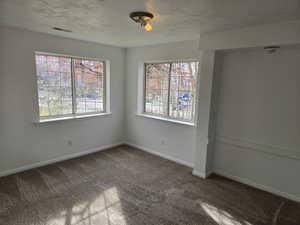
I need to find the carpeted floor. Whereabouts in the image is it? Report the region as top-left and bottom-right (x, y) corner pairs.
(0, 145), (299, 225)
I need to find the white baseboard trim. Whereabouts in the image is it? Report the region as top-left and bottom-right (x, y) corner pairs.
(0, 142), (124, 178)
(126, 143), (300, 203)
(214, 169), (300, 203)
(2, 141), (299, 203)
(192, 169), (213, 179)
(124, 142), (194, 168)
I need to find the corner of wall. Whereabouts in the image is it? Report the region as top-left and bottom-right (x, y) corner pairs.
(123, 47), (130, 142)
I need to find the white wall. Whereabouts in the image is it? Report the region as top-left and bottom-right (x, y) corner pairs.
(213, 46), (300, 201)
(193, 51), (216, 177)
(199, 20), (300, 50)
(125, 40), (201, 166)
(0, 26), (126, 176)
(2, 25), (300, 203)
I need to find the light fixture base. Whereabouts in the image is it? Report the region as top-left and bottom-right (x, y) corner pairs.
(130, 11), (154, 23)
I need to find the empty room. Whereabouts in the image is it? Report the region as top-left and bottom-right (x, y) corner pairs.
(1, 0), (300, 224)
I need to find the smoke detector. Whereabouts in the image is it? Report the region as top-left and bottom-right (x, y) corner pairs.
(264, 46), (280, 54)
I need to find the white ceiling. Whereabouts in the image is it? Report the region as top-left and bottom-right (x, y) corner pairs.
(1, 0), (300, 47)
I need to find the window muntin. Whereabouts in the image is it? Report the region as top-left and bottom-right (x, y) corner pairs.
(144, 61), (199, 122)
(35, 53), (106, 119)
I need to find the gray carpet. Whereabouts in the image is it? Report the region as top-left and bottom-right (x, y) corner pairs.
(0, 145), (299, 225)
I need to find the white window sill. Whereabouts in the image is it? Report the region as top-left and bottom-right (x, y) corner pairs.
(136, 113), (196, 126)
(34, 112), (112, 124)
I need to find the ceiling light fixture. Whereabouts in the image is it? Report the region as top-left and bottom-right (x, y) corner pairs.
(130, 11), (154, 31)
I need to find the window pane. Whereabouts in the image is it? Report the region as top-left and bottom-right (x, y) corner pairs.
(144, 63), (170, 116)
(35, 55), (72, 117)
(169, 62), (199, 121)
(74, 59), (104, 114)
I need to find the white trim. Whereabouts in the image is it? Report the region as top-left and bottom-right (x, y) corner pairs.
(125, 142), (194, 168)
(33, 52), (111, 123)
(216, 135), (300, 161)
(105, 60), (111, 114)
(35, 51), (108, 62)
(192, 169), (213, 179)
(126, 142), (300, 203)
(214, 169), (300, 203)
(3, 140), (299, 203)
(0, 142), (123, 178)
(136, 60), (200, 126)
(143, 58), (201, 64)
(136, 113), (195, 126)
(34, 113), (112, 124)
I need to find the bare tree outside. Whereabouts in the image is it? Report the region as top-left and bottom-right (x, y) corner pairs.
(145, 61), (199, 121)
(35, 54), (105, 118)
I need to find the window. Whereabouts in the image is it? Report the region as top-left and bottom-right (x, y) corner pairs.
(144, 61), (199, 122)
(35, 53), (107, 121)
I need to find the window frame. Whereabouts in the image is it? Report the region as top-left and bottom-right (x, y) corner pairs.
(34, 51), (110, 123)
(141, 59), (200, 125)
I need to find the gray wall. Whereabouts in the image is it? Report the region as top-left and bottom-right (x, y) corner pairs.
(213, 46), (300, 201)
(0, 26), (126, 175)
(125, 40), (201, 166)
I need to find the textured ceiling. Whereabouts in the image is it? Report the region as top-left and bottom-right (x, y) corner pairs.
(1, 0), (300, 47)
